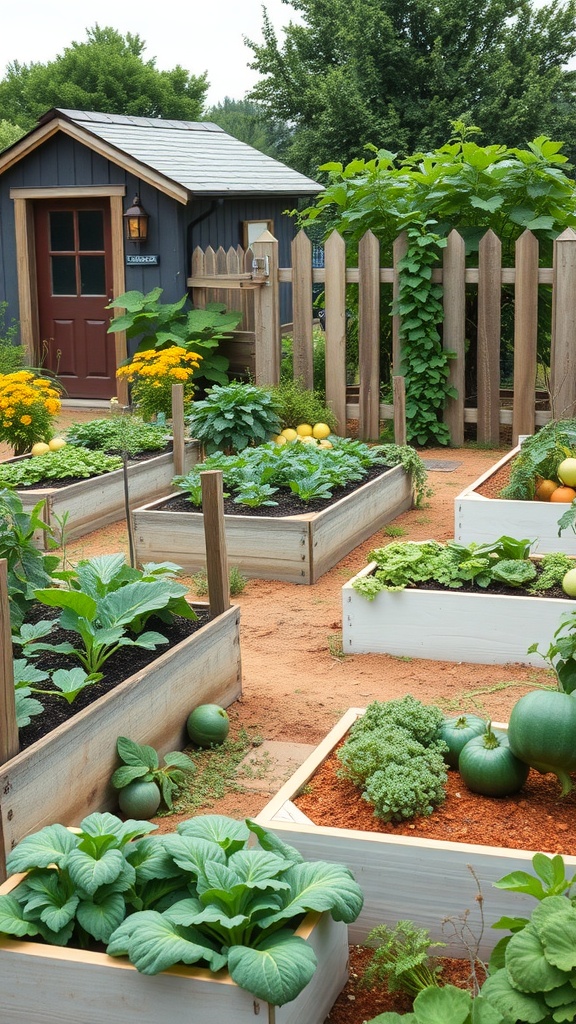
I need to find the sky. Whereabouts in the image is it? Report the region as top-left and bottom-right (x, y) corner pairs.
(0, 0), (300, 107)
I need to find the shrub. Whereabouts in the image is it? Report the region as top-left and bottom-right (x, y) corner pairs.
(270, 376), (338, 432)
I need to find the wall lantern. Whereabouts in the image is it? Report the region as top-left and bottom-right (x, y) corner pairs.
(124, 195), (149, 242)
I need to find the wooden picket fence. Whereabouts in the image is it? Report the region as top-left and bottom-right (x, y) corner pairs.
(188, 227), (576, 445)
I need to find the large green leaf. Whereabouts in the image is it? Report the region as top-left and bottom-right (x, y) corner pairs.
(506, 922), (567, 993)
(127, 836), (183, 881)
(162, 834), (226, 878)
(166, 898), (248, 932)
(79, 811), (156, 845)
(228, 930), (317, 1005)
(34, 587), (97, 620)
(6, 824), (78, 873)
(21, 872), (79, 933)
(116, 737), (159, 770)
(76, 892), (126, 942)
(481, 969), (550, 1023)
(107, 910), (227, 975)
(98, 580), (177, 629)
(413, 985), (473, 1023)
(531, 898), (576, 971)
(66, 848), (126, 896)
(0, 894), (41, 937)
(176, 814), (250, 851)
(258, 861), (364, 927)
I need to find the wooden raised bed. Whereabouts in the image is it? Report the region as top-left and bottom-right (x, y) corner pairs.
(0, 904), (347, 1024)
(455, 445), (576, 554)
(10, 441), (200, 548)
(256, 708), (576, 957)
(132, 464), (413, 584)
(342, 561), (574, 664)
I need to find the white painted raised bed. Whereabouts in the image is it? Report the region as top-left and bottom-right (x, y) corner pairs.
(132, 464), (413, 584)
(9, 441), (200, 548)
(256, 708), (576, 956)
(0, 903), (346, 1024)
(342, 561), (574, 664)
(455, 444), (576, 554)
(0, 603), (241, 874)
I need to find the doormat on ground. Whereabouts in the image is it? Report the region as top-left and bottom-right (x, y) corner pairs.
(421, 459), (462, 472)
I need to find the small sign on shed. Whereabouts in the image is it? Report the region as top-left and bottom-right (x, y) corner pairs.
(126, 254), (160, 266)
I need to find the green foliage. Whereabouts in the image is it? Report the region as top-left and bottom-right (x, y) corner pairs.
(0, 26), (208, 132)
(361, 921), (445, 997)
(65, 416), (168, 455)
(481, 855), (576, 1023)
(0, 489), (59, 631)
(526, 551), (575, 592)
(0, 447), (123, 488)
(112, 737), (196, 811)
(500, 421), (576, 501)
(204, 97), (289, 160)
(108, 289), (237, 389)
(270, 377), (338, 432)
(188, 381), (282, 454)
(528, 607), (576, 693)
(0, 301), (22, 373)
(0, 119), (24, 152)
(191, 566), (248, 597)
(249, 0), (576, 176)
(280, 329), (328, 395)
(366, 984), (500, 1023)
(337, 698), (448, 822)
(32, 554), (196, 675)
(352, 536), (544, 599)
(0, 813), (364, 1006)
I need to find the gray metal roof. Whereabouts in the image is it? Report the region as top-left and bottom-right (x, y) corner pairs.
(52, 109), (322, 197)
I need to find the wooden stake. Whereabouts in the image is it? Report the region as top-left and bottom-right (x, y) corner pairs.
(393, 376), (407, 446)
(0, 559), (18, 765)
(171, 383), (186, 478)
(200, 471), (230, 617)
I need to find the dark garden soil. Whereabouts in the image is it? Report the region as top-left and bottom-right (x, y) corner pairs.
(157, 463), (392, 517)
(7, 444), (172, 490)
(17, 609), (210, 751)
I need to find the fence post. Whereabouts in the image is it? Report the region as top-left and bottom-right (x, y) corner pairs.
(512, 230), (539, 443)
(171, 383), (186, 478)
(393, 376), (407, 445)
(252, 231), (280, 385)
(324, 230), (347, 434)
(550, 228), (576, 420)
(358, 230), (381, 440)
(477, 229), (502, 445)
(291, 230), (314, 389)
(0, 559), (18, 767)
(392, 232), (408, 374)
(442, 230), (466, 446)
(200, 471), (231, 618)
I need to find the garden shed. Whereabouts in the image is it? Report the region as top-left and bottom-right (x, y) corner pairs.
(0, 108), (320, 400)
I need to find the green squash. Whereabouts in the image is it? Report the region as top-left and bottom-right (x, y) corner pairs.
(186, 703), (230, 747)
(458, 725), (529, 797)
(436, 714), (487, 769)
(508, 690), (576, 796)
(118, 780), (161, 819)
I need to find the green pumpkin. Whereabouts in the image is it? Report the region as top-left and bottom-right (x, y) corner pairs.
(436, 714), (487, 769)
(458, 725), (529, 797)
(186, 703), (230, 747)
(508, 689), (576, 796)
(118, 780), (161, 819)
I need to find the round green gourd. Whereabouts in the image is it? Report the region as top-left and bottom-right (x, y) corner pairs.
(187, 704), (230, 747)
(436, 714), (487, 769)
(118, 780), (161, 818)
(507, 690), (576, 796)
(458, 726), (529, 797)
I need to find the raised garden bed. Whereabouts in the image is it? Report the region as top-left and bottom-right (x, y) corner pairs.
(454, 445), (576, 554)
(256, 709), (576, 956)
(132, 464), (413, 584)
(342, 560), (574, 664)
(0, 903), (346, 1024)
(8, 441), (200, 548)
(0, 602), (241, 875)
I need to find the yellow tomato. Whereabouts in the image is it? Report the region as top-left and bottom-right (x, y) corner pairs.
(280, 428), (298, 441)
(296, 423), (313, 436)
(48, 437), (66, 451)
(274, 434), (288, 445)
(31, 442), (50, 456)
(312, 422), (331, 439)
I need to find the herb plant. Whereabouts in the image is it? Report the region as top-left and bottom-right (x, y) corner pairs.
(112, 737), (196, 811)
(0, 812), (364, 1006)
(361, 920), (445, 997)
(0, 446), (123, 488)
(188, 380), (282, 454)
(269, 377), (338, 432)
(65, 416), (168, 455)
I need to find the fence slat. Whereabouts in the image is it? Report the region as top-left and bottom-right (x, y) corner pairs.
(551, 228), (576, 420)
(392, 232), (408, 374)
(0, 559), (18, 767)
(324, 230), (347, 434)
(477, 230), (502, 445)
(191, 246), (207, 310)
(291, 230), (314, 388)
(393, 376), (407, 445)
(358, 230), (381, 440)
(442, 229), (466, 446)
(252, 231), (280, 385)
(512, 230), (539, 442)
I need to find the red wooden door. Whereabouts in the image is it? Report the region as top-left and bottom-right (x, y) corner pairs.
(34, 200), (116, 399)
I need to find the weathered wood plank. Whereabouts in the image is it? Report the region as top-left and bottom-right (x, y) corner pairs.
(392, 375), (407, 445)
(0, 561), (18, 768)
(291, 230), (314, 389)
(550, 227), (576, 419)
(324, 230), (347, 433)
(252, 231), (280, 385)
(442, 229), (466, 445)
(201, 471), (230, 617)
(477, 230), (502, 445)
(512, 230), (539, 443)
(392, 231), (407, 374)
(358, 230), (380, 440)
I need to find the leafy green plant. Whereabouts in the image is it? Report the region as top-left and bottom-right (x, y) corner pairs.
(0, 489), (60, 630)
(191, 565), (248, 597)
(0, 446), (123, 488)
(12, 658), (48, 727)
(500, 420), (576, 501)
(188, 380), (282, 454)
(65, 416), (168, 455)
(0, 301), (23, 375)
(108, 288), (237, 388)
(112, 737), (196, 811)
(0, 812), (364, 1006)
(361, 920), (445, 997)
(365, 984), (499, 1023)
(269, 376), (337, 432)
(288, 470), (334, 502)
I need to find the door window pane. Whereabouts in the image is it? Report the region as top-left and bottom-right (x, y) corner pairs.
(80, 255), (106, 295)
(51, 256), (76, 295)
(50, 211), (74, 252)
(78, 210), (104, 251)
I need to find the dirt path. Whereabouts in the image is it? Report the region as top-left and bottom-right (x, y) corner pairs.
(54, 441), (553, 819)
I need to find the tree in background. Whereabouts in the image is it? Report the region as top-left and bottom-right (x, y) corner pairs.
(247, 0), (576, 175)
(0, 119), (24, 151)
(204, 97), (291, 161)
(0, 25), (208, 132)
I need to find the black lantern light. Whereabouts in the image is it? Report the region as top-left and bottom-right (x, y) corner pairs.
(124, 195), (149, 242)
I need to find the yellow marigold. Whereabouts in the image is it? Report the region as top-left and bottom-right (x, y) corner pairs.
(45, 398), (61, 414)
(20, 414), (32, 425)
(5, 407), (14, 417)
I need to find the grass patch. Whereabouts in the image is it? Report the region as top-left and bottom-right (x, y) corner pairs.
(191, 566), (248, 597)
(171, 727), (263, 815)
(382, 524), (407, 538)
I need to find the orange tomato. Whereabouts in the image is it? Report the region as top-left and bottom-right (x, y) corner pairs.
(550, 486), (576, 503)
(534, 479), (559, 501)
